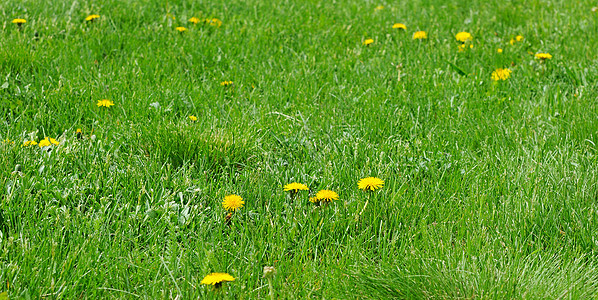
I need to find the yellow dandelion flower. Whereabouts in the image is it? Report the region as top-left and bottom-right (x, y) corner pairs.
(201, 272), (235, 286)
(38, 137), (59, 147)
(363, 38), (374, 46)
(375, 5), (384, 11)
(509, 38), (515, 45)
(220, 81), (233, 86)
(85, 14), (100, 21)
(455, 32), (472, 43)
(413, 31), (427, 40)
(392, 23), (407, 30)
(497, 48), (503, 53)
(458, 44), (466, 52)
(207, 18), (222, 27)
(357, 177), (384, 191)
(222, 194), (244, 212)
(76, 128), (82, 134)
(516, 35), (524, 42)
(315, 190), (338, 202)
(283, 182), (309, 193)
(175, 26), (187, 32)
(491, 68), (512, 81)
(96, 99), (114, 108)
(309, 197), (319, 203)
(12, 19), (26, 25)
(189, 17), (201, 24)
(189, 115), (198, 121)
(535, 53), (552, 60)
(22, 140), (37, 147)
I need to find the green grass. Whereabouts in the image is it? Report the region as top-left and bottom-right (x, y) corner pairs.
(1, 0), (598, 298)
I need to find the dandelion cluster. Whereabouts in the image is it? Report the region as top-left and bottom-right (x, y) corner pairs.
(38, 137), (59, 147)
(492, 68), (512, 81)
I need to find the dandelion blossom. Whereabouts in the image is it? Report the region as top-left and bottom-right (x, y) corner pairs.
(207, 18), (223, 27)
(455, 32), (472, 42)
(201, 273), (235, 287)
(175, 26), (187, 32)
(413, 31), (427, 40)
(38, 137), (59, 147)
(309, 197), (319, 203)
(12, 19), (26, 25)
(535, 53), (552, 60)
(283, 182), (309, 193)
(358, 177), (384, 191)
(220, 81), (233, 86)
(491, 68), (512, 81)
(363, 38), (374, 46)
(189, 115), (198, 121)
(497, 48), (503, 53)
(189, 17), (201, 24)
(97, 99), (114, 108)
(392, 23), (407, 30)
(222, 194), (244, 212)
(85, 15), (100, 21)
(22, 140), (37, 147)
(516, 35), (524, 42)
(375, 5), (384, 11)
(315, 190), (338, 202)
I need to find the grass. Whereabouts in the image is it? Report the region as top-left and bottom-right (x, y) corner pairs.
(1, 0), (598, 298)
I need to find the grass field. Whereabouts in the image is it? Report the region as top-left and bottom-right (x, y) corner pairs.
(2, 0), (598, 298)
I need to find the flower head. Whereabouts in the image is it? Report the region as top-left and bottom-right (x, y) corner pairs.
(363, 38), (374, 46)
(535, 53), (552, 60)
(392, 23), (407, 30)
(497, 48), (503, 53)
(413, 31), (427, 40)
(85, 14), (100, 21)
(455, 32), (472, 43)
(315, 190), (338, 202)
(375, 5), (384, 11)
(283, 182), (309, 193)
(357, 177), (384, 191)
(189, 17), (201, 24)
(201, 273), (235, 286)
(39, 137), (59, 147)
(309, 197), (319, 203)
(222, 194), (244, 212)
(457, 44), (473, 52)
(491, 68), (512, 81)
(22, 140), (37, 147)
(516, 35), (524, 42)
(175, 26), (187, 32)
(12, 19), (26, 25)
(97, 99), (114, 108)
(220, 81), (233, 86)
(189, 115), (198, 121)
(207, 18), (222, 27)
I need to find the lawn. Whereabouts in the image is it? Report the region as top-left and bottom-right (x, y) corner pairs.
(2, 0), (598, 298)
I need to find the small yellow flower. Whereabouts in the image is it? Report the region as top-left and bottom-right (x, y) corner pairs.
(175, 26), (187, 32)
(201, 273), (235, 286)
(509, 38), (515, 45)
(497, 48), (503, 53)
(358, 177), (385, 191)
(516, 35), (524, 42)
(455, 32), (472, 42)
(283, 182), (309, 193)
(375, 5), (384, 10)
(96, 99), (114, 108)
(207, 18), (222, 27)
(38, 137), (59, 147)
(220, 81), (233, 86)
(413, 31), (427, 40)
(189, 17), (201, 24)
(85, 14), (100, 21)
(491, 68), (512, 81)
(2, 139), (14, 145)
(12, 19), (26, 25)
(189, 115), (198, 121)
(309, 197), (319, 203)
(535, 53), (552, 60)
(76, 128), (82, 134)
(392, 23), (407, 30)
(363, 38), (374, 46)
(315, 190), (339, 202)
(222, 194), (244, 212)
(22, 140), (37, 147)
(458, 44), (466, 52)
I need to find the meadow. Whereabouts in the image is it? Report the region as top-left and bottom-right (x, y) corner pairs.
(2, 0), (598, 298)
